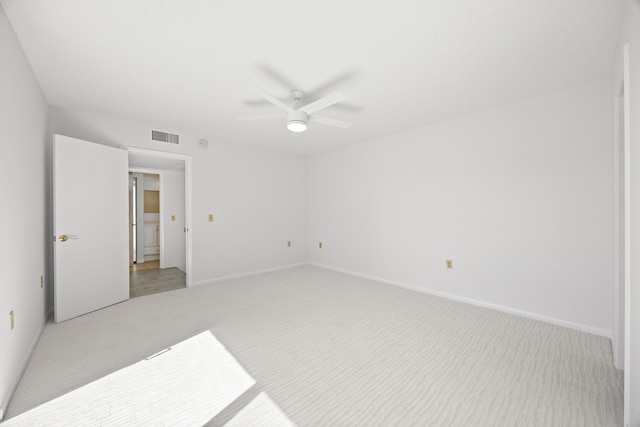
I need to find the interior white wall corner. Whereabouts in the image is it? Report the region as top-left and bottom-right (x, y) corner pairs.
(308, 78), (614, 336)
(0, 3), (49, 420)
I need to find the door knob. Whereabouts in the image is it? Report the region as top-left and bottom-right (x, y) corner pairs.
(58, 234), (79, 242)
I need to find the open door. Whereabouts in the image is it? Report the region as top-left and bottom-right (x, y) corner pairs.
(53, 134), (129, 322)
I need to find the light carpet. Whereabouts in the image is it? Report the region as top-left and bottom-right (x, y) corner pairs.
(3, 332), (260, 426)
(3, 265), (623, 426)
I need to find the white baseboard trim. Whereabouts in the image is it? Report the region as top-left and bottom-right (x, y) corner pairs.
(308, 262), (611, 338)
(192, 263), (308, 288)
(1, 307), (52, 421)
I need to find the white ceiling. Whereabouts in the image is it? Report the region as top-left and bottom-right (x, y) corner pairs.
(2, 0), (624, 156)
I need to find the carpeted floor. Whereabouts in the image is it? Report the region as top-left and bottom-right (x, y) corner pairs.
(4, 266), (623, 426)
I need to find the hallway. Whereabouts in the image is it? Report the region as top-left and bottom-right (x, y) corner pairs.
(129, 263), (185, 298)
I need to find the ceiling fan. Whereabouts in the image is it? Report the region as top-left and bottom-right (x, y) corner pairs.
(239, 88), (352, 132)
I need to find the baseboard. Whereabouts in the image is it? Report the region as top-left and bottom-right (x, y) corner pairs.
(308, 262), (611, 338)
(191, 263), (308, 287)
(0, 307), (52, 421)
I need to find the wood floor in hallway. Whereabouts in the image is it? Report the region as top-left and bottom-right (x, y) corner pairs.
(129, 260), (160, 272)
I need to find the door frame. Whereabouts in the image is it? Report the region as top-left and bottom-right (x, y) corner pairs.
(129, 173), (136, 266)
(126, 147), (193, 287)
(613, 43), (630, 372)
(128, 171), (148, 265)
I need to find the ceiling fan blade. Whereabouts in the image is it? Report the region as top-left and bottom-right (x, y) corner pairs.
(310, 115), (352, 129)
(307, 71), (355, 98)
(299, 91), (347, 115)
(257, 63), (299, 92)
(250, 88), (293, 112)
(237, 113), (285, 121)
(327, 102), (363, 113)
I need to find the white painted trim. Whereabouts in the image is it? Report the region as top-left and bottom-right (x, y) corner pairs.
(0, 308), (51, 421)
(159, 173), (166, 268)
(125, 147), (193, 288)
(612, 44), (630, 371)
(308, 262), (611, 338)
(129, 171), (145, 264)
(612, 92), (621, 365)
(192, 263), (308, 287)
(184, 156), (192, 288)
(622, 42), (632, 427)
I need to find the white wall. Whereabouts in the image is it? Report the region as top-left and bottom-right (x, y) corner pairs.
(0, 4), (49, 420)
(49, 107), (308, 283)
(309, 78), (613, 336)
(614, 0), (640, 424)
(162, 169), (185, 271)
(142, 174), (159, 191)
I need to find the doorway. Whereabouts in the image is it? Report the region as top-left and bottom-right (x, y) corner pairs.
(126, 148), (192, 297)
(129, 172), (161, 268)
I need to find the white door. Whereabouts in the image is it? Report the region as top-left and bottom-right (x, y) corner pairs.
(53, 134), (129, 323)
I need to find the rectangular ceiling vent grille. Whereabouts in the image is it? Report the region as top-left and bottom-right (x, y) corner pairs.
(151, 130), (179, 145)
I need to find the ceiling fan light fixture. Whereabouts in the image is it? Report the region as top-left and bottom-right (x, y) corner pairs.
(286, 110), (308, 132)
(287, 120), (307, 132)
(243, 88), (351, 132)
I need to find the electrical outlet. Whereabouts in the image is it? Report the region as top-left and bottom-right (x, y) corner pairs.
(40, 275), (44, 288)
(446, 259), (453, 269)
(9, 311), (14, 330)
(208, 214), (214, 222)
(319, 242), (323, 249)
(287, 241), (291, 247)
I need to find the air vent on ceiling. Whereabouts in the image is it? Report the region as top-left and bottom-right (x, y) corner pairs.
(151, 130), (180, 144)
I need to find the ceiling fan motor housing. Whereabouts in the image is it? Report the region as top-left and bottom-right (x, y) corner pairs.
(290, 89), (304, 101)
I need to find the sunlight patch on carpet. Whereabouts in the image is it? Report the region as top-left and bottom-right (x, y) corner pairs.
(226, 392), (295, 426)
(4, 331), (254, 426)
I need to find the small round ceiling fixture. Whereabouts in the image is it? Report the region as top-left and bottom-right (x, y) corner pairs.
(198, 138), (209, 149)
